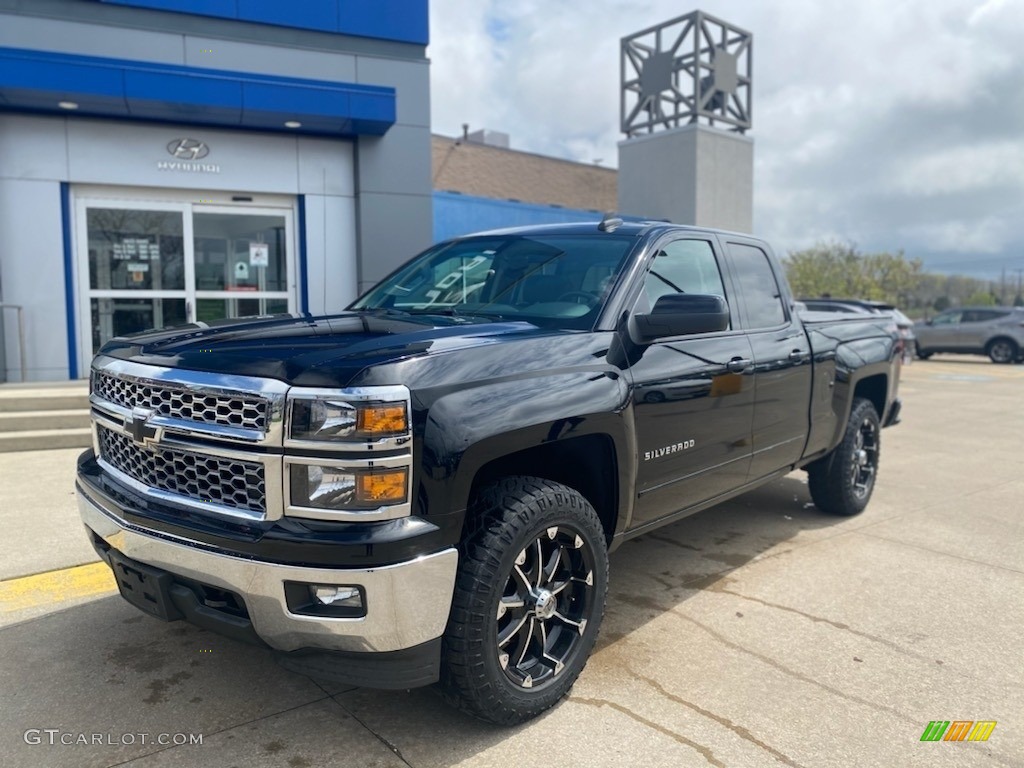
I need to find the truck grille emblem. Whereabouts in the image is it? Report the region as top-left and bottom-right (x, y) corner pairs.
(126, 407), (161, 447)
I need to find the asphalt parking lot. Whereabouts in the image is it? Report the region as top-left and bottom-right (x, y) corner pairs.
(1, 355), (1022, 768)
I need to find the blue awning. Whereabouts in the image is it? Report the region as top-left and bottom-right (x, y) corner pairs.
(0, 46), (396, 136)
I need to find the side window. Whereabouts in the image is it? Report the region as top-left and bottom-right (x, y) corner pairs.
(727, 242), (787, 328)
(643, 238), (727, 308)
(977, 310), (1007, 322)
(932, 311), (961, 325)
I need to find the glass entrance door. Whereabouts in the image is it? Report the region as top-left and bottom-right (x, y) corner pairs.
(192, 208), (291, 324)
(75, 195), (296, 371)
(80, 202), (190, 357)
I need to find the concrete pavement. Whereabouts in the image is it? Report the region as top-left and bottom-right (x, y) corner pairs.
(1, 355), (1021, 767)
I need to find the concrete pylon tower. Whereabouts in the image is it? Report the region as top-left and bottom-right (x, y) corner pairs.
(617, 11), (753, 232)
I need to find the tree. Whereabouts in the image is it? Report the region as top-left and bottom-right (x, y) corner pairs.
(864, 249), (924, 305)
(964, 291), (996, 306)
(784, 241), (868, 299)
(783, 241), (923, 306)
(783, 240), (1009, 316)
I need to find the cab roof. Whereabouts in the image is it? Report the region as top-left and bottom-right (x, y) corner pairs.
(451, 220), (761, 242)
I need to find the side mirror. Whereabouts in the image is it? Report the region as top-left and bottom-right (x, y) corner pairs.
(634, 294), (730, 342)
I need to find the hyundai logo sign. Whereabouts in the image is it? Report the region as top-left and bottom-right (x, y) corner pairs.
(158, 138), (220, 173)
(167, 138), (210, 160)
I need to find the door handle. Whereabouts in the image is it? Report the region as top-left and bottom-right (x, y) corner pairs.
(726, 357), (751, 373)
(789, 350), (806, 362)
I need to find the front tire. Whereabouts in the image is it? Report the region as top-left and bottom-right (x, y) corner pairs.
(986, 338), (1018, 364)
(439, 477), (609, 725)
(915, 343), (932, 360)
(807, 398), (881, 516)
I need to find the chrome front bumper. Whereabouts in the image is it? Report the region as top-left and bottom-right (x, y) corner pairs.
(78, 488), (458, 654)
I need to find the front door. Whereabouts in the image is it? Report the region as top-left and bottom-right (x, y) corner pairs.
(628, 236), (756, 529)
(920, 310), (962, 351)
(75, 193), (295, 371)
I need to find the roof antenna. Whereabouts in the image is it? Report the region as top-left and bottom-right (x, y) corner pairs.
(598, 212), (623, 232)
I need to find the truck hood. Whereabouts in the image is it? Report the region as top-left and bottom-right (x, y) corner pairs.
(96, 311), (576, 387)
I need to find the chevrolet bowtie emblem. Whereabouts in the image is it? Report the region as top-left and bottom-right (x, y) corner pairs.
(126, 407), (161, 447)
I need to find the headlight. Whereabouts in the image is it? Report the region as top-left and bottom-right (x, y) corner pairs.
(289, 464), (409, 510)
(287, 388), (410, 444)
(285, 387), (412, 521)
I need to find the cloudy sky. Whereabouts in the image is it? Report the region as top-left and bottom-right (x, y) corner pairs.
(428, 0), (1024, 280)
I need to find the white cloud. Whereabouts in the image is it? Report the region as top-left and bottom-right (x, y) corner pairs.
(894, 142), (1024, 197)
(902, 216), (1012, 255)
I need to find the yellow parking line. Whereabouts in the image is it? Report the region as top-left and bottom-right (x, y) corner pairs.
(0, 561), (116, 613)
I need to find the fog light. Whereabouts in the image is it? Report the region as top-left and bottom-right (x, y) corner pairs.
(284, 582), (366, 617)
(311, 585), (363, 609)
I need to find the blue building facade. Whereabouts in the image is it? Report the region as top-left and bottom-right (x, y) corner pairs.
(0, 0), (432, 380)
(433, 191), (603, 243)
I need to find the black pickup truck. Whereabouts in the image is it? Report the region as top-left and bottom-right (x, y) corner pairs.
(76, 221), (901, 725)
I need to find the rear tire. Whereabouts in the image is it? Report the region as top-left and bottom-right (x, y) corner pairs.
(807, 398), (881, 516)
(915, 343), (932, 360)
(439, 477), (609, 726)
(986, 338), (1018, 364)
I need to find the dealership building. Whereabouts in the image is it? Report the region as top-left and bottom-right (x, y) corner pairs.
(0, 0), (432, 381)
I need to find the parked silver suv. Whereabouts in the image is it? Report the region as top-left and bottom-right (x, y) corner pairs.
(915, 307), (1024, 363)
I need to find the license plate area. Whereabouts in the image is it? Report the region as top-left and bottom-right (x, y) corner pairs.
(108, 549), (182, 622)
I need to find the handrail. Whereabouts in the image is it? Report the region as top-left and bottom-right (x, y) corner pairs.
(0, 303), (27, 383)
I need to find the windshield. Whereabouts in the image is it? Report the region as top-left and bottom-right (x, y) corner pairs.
(350, 234), (636, 329)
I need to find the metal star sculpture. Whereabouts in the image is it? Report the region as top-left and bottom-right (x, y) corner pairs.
(621, 10), (752, 137)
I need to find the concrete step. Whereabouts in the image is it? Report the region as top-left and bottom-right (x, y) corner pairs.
(0, 410), (92, 433)
(0, 428), (93, 453)
(0, 387), (90, 413)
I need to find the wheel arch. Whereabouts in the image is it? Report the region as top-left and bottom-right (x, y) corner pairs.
(465, 435), (622, 547)
(852, 373), (888, 420)
(813, 366), (892, 460)
(985, 335), (1019, 358)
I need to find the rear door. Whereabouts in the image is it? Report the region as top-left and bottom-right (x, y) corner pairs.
(961, 309), (1008, 350)
(720, 237), (813, 480)
(628, 235), (755, 528)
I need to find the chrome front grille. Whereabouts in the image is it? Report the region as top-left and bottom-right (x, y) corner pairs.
(92, 369), (269, 431)
(86, 357), (413, 524)
(97, 425), (267, 514)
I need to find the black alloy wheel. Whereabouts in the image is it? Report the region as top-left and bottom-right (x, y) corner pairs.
(439, 477), (608, 725)
(496, 525), (596, 689)
(848, 416), (879, 503)
(807, 397), (881, 516)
